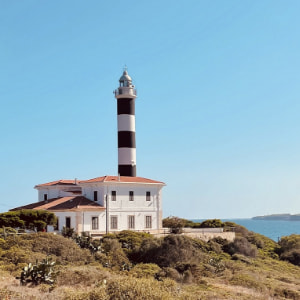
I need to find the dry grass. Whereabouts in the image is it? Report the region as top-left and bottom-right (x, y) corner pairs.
(1, 232), (300, 299)
(0, 257), (299, 300)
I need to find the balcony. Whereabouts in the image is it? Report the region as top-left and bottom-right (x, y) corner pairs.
(114, 87), (137, 98)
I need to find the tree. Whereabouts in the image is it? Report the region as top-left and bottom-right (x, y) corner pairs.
(162, 216), (185, 234)
(0, 210), (57, 231)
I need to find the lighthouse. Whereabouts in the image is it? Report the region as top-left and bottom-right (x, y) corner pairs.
(114, 69), (137, 177)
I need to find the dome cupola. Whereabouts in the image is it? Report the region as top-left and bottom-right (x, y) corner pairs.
(119, 70), (133, 87)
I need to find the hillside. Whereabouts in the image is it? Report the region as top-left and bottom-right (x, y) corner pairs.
(0, 222), (300, 299)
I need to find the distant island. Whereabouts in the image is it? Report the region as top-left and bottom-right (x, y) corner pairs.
(252, 213), (300, 221)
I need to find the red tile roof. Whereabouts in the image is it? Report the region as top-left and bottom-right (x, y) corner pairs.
(81, 176), (165, 184)
(35, 176), (165, 187)
(11, 196), (105, 212)
(35, 180), (79, 188)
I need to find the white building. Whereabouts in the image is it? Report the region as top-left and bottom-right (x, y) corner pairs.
(12, 70), (165, 235)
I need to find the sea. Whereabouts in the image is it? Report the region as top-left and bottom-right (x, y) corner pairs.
(192, 219), (300, 241)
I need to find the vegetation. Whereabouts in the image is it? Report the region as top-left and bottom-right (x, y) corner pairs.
(0, 210), (57, 232)
(163, 216), (231, 230)
(0, 219), (299, 299)
(278, 234), (300, 266)
(18, 257), (57, 286)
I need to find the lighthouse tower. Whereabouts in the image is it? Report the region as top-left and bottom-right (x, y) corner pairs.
(114, 69), (137, 177)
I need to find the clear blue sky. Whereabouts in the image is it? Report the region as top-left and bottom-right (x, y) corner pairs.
(1, 1), (300, 218)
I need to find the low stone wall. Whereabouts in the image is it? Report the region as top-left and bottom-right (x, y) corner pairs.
(153, 228), (235, 242)
(89, 228), (236, 242)
(182, 231), (235, 242)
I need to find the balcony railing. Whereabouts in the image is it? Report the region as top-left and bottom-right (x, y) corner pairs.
(114, 87), (137, 97)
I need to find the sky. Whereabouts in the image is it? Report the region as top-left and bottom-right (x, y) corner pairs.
(1, 1), (300, 219)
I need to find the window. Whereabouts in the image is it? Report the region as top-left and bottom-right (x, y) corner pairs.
(92, 217), (99, 230)
(65, 217), (71, 229)
(128, 215), (135, 229)
(55, 218), (59, 230)
(111, 191), (116, 201)
(94, 191), (98, 202)
(44, 194), (48, 201)
(145, 216), (152, 229)
(146, 191), (151, 201)
(111, 216), (118, 230)
(129, 191), (134, 201)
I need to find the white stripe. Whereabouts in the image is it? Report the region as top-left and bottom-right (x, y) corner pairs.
(118, 148), (136, 165)
(117, 115), (135, 132)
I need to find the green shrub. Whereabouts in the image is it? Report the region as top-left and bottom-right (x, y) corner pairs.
(116, 230), (153, 251)
(246, 232), (279, 258)
(1, 246), (31, 265)
(223, 222), (249, 236)
(0, 210), (57, 231)
(106, 276), (178, 300)
(279, 235), (300, 252)
(1, 233), (94, 265)
(61, 226), (76, 238)
(229, 273), (265, 291)
(223, 237), (257, 258)
(278, 235), (300, 266)
(129, 263), (161, 278)
(129, 236), (161, 264)
(154, 235), (205, 267)
(0, 227), (17, 239)
(96, 238), (130, 270)
(280, 249), (300, 266)
(200, 219), (224, 228)
(162, 217), (185, 234)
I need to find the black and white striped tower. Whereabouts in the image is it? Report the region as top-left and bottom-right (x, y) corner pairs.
(114, 68), (137, 177)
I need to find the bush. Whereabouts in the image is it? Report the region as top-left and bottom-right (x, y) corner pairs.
(0, 227), (17, 239)
(115, 230), (153, 252)
(278, 234), (300, 253)
(106, 276), (178, 299)
(129, 263), (161, 279)
(162, 217), (185, 234)
(278, 235), (300, 266)
(96, 238), (130, 270)
(150, 235), (206, 267)
(1, 233), (94, 265)
(200, 219), (224, 228)
(247, 232), (279, 258)
(280, 249), (300, 266)
(129, 236), (161, 264)
(0, 210), (57, 231)
(223, 237), (257, 258)
(229, 273), (266, 291)
(61, 227), (76, 238)
(223, 222), (249, 236)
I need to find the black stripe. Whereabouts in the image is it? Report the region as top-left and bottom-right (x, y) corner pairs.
(118, 165), (136, 177)
(117, 98), (135, 115)
(118, 131), (136, 148)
